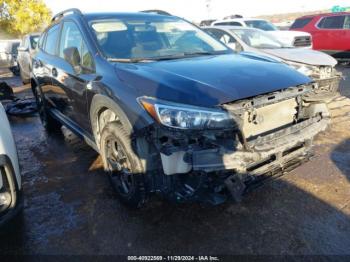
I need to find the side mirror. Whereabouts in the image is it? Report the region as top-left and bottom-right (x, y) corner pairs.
(63, 47), (81, 73)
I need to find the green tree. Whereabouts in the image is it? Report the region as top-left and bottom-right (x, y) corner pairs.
(0, 0), (51, 37)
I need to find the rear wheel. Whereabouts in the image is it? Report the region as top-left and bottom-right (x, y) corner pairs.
(34, 85), (61, 133)
(100, 121), (147, 208)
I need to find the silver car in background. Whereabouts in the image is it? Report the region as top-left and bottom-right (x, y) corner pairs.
(203, 26), (341, 96)
(17, 33), (40, 84)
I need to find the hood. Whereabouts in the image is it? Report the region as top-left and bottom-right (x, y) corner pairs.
(261, 48), (338, 66)
(115, 54), (311, 107)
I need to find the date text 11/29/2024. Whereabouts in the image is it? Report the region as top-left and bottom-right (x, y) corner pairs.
(127, 256), (220, 261)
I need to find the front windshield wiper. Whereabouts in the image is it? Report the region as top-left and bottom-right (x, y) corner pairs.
(107, 58), (155, 63)
(183, 51), (216, 56)
(107, 52), (220, 63)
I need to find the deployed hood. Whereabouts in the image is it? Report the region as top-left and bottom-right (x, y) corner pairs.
(115, 54), (311, 107)
(261, 48), (338, 67)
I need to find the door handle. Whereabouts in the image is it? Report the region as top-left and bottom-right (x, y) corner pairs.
(52, 67), (58, 77)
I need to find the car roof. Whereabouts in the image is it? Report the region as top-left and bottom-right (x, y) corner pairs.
(204, 25), (261, 31)
(297, 11), (350, 19)
(81, 12), (176, 21)
(213, 18), (265, 23)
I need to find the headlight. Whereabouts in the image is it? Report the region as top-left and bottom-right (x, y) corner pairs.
(139, 97), (233, 129)
(287, 61), (315, 77)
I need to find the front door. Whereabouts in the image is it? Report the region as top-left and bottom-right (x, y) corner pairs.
(51, 20), (96, 132)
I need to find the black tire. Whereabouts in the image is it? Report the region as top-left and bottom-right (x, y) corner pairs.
(34, 85), (61, 133)
(100, 121), (147, 208)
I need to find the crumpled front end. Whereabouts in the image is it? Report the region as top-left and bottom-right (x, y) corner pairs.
(310, 66), (342, 99)
(143, 85), (331, 204)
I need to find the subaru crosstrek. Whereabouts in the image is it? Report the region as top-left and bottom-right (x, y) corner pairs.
(31, 9), (331, 206)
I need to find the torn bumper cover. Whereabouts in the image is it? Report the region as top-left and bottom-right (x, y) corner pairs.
(147, 85), (331, 203)
(191, 117), (328, 174)
(312, 71), (342, 98)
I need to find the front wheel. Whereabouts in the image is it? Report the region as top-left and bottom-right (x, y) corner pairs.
(100, 121), (147, 208)
(34, 85), (61, 133)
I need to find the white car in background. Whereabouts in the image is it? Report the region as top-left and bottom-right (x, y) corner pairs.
(211, 18), (312, 49)
(0, 40), (21, 75)
(0, 102), (22, 226)
(203, 26), (341, 94)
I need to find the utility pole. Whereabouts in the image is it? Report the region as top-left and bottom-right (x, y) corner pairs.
(205, 0), (212, 18)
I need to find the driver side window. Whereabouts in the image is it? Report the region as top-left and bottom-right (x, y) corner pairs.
(59, 21), (94, 74)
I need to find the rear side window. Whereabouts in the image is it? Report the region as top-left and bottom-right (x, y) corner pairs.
(344, 16), (350, 29)
(44, 24), (60, 55)
(59, 21), (94, 73)
(318, 15), (345, 29)
(290, 18), (313, 29)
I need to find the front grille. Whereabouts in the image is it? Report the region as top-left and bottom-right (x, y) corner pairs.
(293, 36), (312, 47)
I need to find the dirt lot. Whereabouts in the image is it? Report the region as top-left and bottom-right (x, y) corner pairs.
(0, 66), (349, 256)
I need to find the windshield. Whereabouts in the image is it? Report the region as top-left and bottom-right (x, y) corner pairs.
(89, 16), (230, 61)
(230, 29), (289, 49)
(30, 36), (40, 49)
(245, 20), (277, 31)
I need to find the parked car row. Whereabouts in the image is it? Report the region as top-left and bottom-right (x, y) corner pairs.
(290, 12), (350, 60)
(211, 17), (313, 49)
(203, 26), (341, 95)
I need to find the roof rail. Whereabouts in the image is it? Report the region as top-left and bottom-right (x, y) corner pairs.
(140, 10), (172, 16)
(51, 8), (83, 22)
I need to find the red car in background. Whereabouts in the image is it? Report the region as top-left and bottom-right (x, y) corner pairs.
(290, 12), (350, 59)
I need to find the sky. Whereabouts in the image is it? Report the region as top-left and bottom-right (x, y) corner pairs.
(44, 0), (349, 22)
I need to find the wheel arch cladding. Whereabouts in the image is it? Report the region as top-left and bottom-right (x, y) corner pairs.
(90, 94), (158, 172)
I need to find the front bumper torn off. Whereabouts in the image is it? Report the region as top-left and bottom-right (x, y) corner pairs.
(191, 116), (329, 175)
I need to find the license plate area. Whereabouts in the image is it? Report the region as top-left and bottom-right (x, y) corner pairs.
(242, 98), (298, 139)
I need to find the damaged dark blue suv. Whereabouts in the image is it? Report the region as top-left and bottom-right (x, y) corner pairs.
(32, 9), (331, 206)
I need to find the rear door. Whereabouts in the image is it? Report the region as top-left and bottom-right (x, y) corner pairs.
(50, 20), (95, 132)
(35, 24), (62, 110)
(314, 15), (346, 53)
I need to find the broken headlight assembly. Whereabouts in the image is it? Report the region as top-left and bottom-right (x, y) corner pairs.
(286, 61), (316, 77)
(139, 97), (234, 129)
